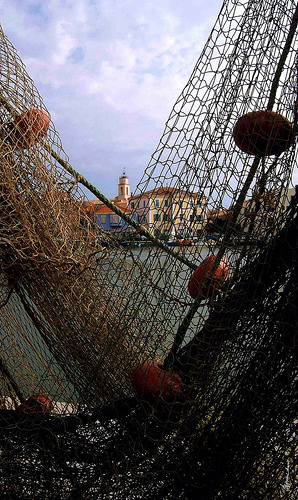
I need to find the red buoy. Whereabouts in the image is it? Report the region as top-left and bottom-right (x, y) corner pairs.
(13, 109), (50, 148)
(233, 110), (293, 156)
(131, 360), (183, 402)
(188, 254), (229, 300)
(16, 394), (54, 414)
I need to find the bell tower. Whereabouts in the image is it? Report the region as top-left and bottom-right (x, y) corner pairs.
(117, 169), (130, 202)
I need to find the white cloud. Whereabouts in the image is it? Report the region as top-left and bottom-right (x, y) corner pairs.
(52, 20), (76, 65)
(0, 0), (222, 197)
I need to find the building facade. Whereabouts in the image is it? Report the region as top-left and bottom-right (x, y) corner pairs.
(94, 203), (137, 234)
(129, 187), (207, 239)
(233, 187), (296, 239)
(84, 172), (137, 237)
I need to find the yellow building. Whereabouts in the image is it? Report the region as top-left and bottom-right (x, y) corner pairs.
(129, 187), (206, 239)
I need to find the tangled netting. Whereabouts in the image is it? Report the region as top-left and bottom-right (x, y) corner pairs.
(0, 1), (297, 498)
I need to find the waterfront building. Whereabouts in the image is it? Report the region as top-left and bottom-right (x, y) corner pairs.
(85, 171), (131, 213)
(85, 171), (295, 242)
(84, 171), (138, 238)
(281, 186), (296, 210)
(129, 187), (207, 239)
(84, 171), (131, 222)
(236, 187), (296, 238)
(94, 203), (137, 235)
(204, 187), (296, 240)
(206, 208), (233, 234)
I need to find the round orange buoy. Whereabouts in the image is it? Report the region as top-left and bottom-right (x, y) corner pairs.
(188, 254), (229, 300)
(13, 108), (50, 148)
(16, 394), (54, 414)
(233, 110), (293, 156)
(131, 360), (183, 402)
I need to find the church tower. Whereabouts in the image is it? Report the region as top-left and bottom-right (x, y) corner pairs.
(117, 169), (131, 202)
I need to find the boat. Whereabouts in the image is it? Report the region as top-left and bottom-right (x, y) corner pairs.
(167, 238), (193, 247)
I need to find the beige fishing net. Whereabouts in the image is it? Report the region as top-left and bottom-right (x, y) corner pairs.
(0, 1), (297, 498)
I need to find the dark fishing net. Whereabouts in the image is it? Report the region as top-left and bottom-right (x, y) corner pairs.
(0, 0), (297, 498)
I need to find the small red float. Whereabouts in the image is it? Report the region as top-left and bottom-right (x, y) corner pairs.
(13, 108), (50, 148)
(131, 360), (183, 402)
(188, 254), (229, 300)
(233, 110), (293, 156)
(16, 394), (54, 414)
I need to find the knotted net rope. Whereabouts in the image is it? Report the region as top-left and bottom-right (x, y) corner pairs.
(0, 0), (297, 498)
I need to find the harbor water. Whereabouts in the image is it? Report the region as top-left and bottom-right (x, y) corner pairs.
(0, 243), (238, 401)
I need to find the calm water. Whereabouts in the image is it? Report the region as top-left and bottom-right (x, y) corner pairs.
(113, 244), (232, 353)
(1, 243), (240, 400)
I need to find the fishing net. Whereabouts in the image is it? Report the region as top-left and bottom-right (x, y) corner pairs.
(0, 0), (297, 498)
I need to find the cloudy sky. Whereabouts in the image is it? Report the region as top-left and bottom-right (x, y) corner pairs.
(0, 0), (223, 199)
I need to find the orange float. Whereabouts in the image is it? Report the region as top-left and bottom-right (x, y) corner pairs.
(16, 394), (54, 414)
(233, 110), (293, 156)
(188, 254), (229, 300)
(131, 360), (183, 402)
(13, 108), (50, 148)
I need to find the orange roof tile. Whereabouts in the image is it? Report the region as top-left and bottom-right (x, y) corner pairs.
(96, 204), (132, 214)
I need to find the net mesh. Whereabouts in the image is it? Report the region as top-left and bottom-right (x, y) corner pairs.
(0, 0), (297, 498)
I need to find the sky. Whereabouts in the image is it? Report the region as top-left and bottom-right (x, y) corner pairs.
(0, 0), (223, 199)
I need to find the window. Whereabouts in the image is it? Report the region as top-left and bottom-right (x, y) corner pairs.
(154, 213), (161, 222)
(163, 214), (170, 221)
(196, 214), (203, 221)
(130, 202), (135, 209)
(143, 200), (146, 208)
(164, 199), (169, 207)
(155, 199), (160, 208)
(101, 215), (106, 223)
(111, 215), (120, 225)
(179, 214), (183, 221)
